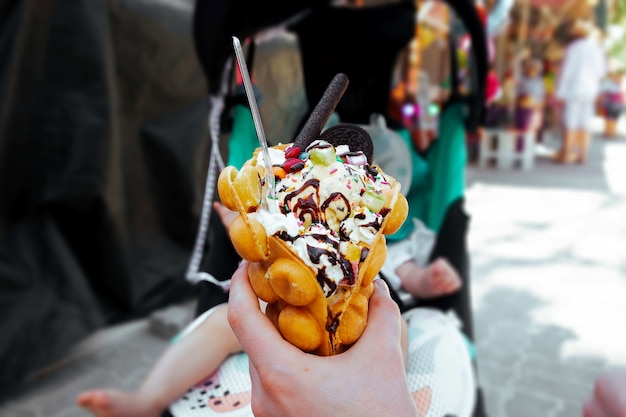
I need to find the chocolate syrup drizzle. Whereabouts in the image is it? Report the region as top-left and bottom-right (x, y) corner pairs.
(284, 179), (320, 222)
(327, 313), (342, 335)
(274, 150), (389, 298)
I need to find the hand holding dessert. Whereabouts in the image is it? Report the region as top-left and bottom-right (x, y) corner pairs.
(227, 261), (418, 417)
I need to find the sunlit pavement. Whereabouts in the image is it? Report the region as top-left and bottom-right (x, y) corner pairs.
(1, 118), (625, 417)
(467, 117), (626, 417)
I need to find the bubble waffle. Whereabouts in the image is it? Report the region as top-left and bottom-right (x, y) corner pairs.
(218, 137), (408, 355)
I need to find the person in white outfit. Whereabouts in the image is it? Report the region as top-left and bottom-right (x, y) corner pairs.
(555, 20), (607, 164)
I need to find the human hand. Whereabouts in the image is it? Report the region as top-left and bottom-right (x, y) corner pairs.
(227, 262), (418, 417)
(583, 370), (626, 417)
(213, 201), (238, 232)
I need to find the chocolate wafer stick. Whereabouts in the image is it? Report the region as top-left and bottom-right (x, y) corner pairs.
(294, 73), (349, 149)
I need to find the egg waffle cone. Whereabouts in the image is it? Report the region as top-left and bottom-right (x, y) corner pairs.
(218, 157), (408, 355)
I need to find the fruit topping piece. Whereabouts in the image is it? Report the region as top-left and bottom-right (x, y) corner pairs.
(309, 146), (337, 167)
(361, 190), (386, 213)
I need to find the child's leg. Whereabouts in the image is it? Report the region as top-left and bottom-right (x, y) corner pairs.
(575, 129), (590, 164)
(396, 257), (462, 300)
(605, 118), (617, 138)
(557, 129), (576, 163)
(76, 304), (241, 417)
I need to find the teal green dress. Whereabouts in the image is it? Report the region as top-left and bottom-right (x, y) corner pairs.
(387, 102), (467, 241)
(226, 105), (260, 169)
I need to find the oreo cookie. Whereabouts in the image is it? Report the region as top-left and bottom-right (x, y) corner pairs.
(320, 124), (374, 165)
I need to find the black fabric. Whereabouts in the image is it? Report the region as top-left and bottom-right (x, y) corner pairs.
(474, 386), (490, 417)
(192, 0), (485, 126)
(446, 0), (488, 133)
(289, 1), (415, 125)
(0, 0), (212, 397)
(422, 197), (473, 340)
(192, 0), (328, 95)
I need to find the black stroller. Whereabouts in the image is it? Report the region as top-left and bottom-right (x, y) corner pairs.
(170, 1), (489, 416)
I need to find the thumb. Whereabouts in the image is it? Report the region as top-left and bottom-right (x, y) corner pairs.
(354, 279), (404, 355)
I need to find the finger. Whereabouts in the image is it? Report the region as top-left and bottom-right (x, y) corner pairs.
(369, 278), (403, 327)
(248, 359), (260, 387)
(247, 362), (271, 417)
(227, 262), (274, 338)
(213, 201), (236, 230)
(594, 371), (626, 417)
(213, 201), (224, 214)
(227, 262), (295, 364)
(353, 279), (403, 356)
(582, 397), (605, 417)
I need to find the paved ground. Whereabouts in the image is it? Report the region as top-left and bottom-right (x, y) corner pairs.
(1, 119), (625, 417)
(467, 122), (626, 417)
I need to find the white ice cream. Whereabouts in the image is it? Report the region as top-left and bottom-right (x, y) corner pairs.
(252, 140), (394, 296)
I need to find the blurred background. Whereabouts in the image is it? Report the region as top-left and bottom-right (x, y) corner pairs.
(1, 0), (625, 416)
(0, 0), (208, 397)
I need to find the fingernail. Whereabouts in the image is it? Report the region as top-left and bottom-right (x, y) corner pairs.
(374, 278), (390, 296)
(237, 260), (249, 272)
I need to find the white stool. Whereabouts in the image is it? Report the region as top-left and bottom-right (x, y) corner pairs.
(479, 128), (535, 171)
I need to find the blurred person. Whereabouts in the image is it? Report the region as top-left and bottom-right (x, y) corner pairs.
(516, 58), (545, 135)
(486, 64), (502, 105)
(599, 69), (625, 138)
(483, 63), (505, 128)
(555, 19), (607, 164)
(582, 369), (626, 417)
(541, 59), (559, 134)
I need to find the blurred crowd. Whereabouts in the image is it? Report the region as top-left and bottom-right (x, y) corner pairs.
(482, 17), (624, 165)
